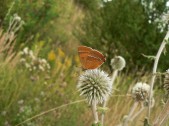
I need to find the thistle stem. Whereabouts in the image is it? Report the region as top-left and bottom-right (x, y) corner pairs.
(123, 102), (138, 126)
(130, 103), (145, 121)
(147, 30), (169, 118)
(91, 100), (99, 124)
(101, 70), (118, 126)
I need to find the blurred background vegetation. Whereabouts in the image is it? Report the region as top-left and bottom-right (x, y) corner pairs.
(0, 0), (169, 126)
(1, 0), (169, 71)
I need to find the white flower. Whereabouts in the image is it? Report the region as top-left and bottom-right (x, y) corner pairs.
(77, 69), (112, 104)
(18, 99), (24, 105)
(39, 65), (45, 71)
(1, 111), (6, 116)
(41, 59), (47, 64)
(14, 13), (21, 22)
(29, 50), (35, 59)
(25, 63), (30, 68)
(23, 47), (29, 55)
(20, 58), (26, 63)
(110, 56), (126, 71)
(132, 82), (150, 101)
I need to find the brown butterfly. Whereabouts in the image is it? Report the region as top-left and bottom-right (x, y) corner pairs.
(78, 46), (106, 70)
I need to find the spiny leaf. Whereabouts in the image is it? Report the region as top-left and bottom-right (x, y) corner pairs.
(141, 54), (156, 60)
(97, 106), (109, 114)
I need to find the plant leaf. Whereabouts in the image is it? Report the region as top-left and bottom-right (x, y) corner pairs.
(141, 54), (156, 60)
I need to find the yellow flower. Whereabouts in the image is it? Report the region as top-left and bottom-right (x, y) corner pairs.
(65, 57), (72, 68)
(74, 55), (80, 65)
(58, 48), (65, 58)
(48, 50), (56, 61)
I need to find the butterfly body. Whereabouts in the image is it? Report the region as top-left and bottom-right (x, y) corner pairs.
(78, 46), (106, 70)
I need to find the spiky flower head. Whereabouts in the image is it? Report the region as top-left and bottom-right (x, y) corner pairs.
(132, 82), (150, 102)
(164, 69), (169, 94)
(77, 69), (112, 104)
(110, 56), (126, 71)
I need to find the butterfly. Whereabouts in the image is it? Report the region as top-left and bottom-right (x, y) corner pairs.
(78, 46), (106, 70)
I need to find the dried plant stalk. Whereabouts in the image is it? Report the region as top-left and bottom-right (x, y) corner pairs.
(147, 30), (169, 118)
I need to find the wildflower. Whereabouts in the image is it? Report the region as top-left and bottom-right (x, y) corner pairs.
(39, 65), (45, 71)
(110, 56), (126, 71)
(58, 48), (65, 58)
(18, 99), (24, 105)
(20, 58), (26, 63)
(23, 47), (29, 55)
(14, 13), (21, 22)
(48, 50), (56, 61)
(132, 82), (150, 102)
(77, 69), (112, 104)
(25, 63), (30, 69)
(29, 50), (35, 60)
(1, 111), (7, 116)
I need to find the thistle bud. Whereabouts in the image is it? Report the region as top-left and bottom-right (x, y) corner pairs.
(132, 82), (150, 102)
(110, 56), (126, 71)
(77, 69), (112, 104)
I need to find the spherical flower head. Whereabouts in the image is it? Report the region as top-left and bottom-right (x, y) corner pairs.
(110, 56), (126, 71)
(164, 69), (169, 94)
(14, 13), (21, 22)
(23, 47), (29, 55)
(77, 69), (112, 104)
(132, 82), (150, 102)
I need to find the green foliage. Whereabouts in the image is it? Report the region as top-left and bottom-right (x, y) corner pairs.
(74, 0), (102, 10)
(1, 0), (80, 49)
(75, 0), (169, 70)
(0, 0), (12, 24)
(143, 118), (151, 126)
(6, 0), (59, 43)
(92, 122), (102, 126)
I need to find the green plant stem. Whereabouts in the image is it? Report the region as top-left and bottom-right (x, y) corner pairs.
(147, 30), (169, 118)
(101, 70), (118, 126)
(15, 99), (86, 126)
(91, 100), (99, 124)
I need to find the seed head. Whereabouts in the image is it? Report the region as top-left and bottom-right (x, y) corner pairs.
(77, 69), (112, 104)
(110, 56), (126, 71)
(132, 82), (150, 102)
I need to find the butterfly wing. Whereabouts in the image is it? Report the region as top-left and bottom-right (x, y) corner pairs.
(78, 46), (106, 69)
(78, 46), (92, 69)
(84, 50), (106, 69)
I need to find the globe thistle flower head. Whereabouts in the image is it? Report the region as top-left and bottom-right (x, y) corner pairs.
(77, 69), (112, 104)
(132, 82), (150, 102)
(164, 69), (169, 94)
(110, 56), (126, 71)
